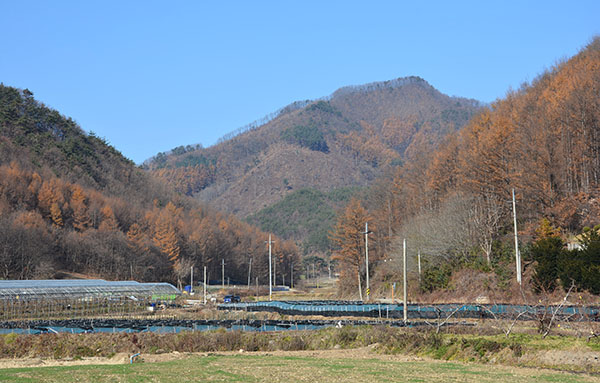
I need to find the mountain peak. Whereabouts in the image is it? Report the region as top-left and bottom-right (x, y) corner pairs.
(331, 76), (430, 99)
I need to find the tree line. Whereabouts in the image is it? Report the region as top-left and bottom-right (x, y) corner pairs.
(0, 162), (300, 286)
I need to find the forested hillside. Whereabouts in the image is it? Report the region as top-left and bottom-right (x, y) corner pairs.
(146, 77), (481, 254)
(0, 85), (299, 285)
(246, 187), (359, 255)
(331, 37), (600, 297)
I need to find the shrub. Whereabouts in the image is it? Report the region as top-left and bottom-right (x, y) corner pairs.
(531, 236), (564, 292)
(420, 263), (453, 293)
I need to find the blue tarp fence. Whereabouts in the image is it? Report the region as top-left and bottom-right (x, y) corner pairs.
(218, 300), (600, 320)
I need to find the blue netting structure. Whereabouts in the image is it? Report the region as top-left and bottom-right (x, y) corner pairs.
(219, 300), (600, 321)
(0, 279), (180, 301)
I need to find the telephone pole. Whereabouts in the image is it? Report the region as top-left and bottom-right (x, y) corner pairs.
(363, 222), (373, 301)
(266, 234), (275, 301)
(203, 266), (207, 305)
(417, 250), (421, 283)
(190, 265), (194, 295)
(403, 238), (407, 322)
(512, 189), (522, 285)
(221, 259), (225, 290)
(247, 257), (252, 290)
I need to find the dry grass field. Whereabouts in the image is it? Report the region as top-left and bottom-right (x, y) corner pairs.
(0, 348), (597, 383)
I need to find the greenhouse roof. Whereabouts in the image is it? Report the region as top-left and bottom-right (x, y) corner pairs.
(0, 279), (180, 300)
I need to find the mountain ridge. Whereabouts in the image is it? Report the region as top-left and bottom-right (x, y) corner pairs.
(149, 76), (480, 159)
(146, 76), (482, 253)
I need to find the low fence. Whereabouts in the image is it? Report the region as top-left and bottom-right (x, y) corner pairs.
(0, 317), (474, 334)
(218, 301), (600, 321)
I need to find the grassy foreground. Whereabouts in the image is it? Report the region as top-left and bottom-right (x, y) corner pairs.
(1, 326), (600, 373)
(0, 353), (597, 383)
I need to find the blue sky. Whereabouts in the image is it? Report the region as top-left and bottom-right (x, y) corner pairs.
(1, 1), (599, 164)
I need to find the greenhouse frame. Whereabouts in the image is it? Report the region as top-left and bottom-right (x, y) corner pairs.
(0, 279), (180, 301)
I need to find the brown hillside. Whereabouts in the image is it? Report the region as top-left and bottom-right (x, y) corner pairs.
(204, 142), (376, 217)
(147, 77), (481, 220)
(329, 37), (600, 297)
(0, 85), (300, 284)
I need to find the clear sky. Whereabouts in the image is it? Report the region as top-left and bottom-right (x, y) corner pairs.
(2, 1), (599, 164)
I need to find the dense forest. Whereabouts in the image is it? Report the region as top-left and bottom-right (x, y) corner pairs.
(0, 85), (300, 285)
(331, 37), (600, 298)
(246, 187), (359, 255)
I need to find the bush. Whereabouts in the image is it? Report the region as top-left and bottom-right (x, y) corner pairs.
(531, 236), (564, 292)
(558, 228), (600, 293)
(420, 264), (453, 293)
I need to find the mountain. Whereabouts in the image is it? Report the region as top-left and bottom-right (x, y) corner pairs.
(0, 86), (162, 201)
(145, 77), (482, 253)
(0, 84), (299, 284)
(329, 37), (600, 297)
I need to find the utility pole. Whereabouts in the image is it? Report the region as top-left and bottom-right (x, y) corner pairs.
(512, 189), (522, 285)
(266, 234), (274, 301)
(417, 250), (421, 283)
(203, 266), (207, 305)
(190, 266), (193, 295)
(221, 259), (225, 290)
(247, 258), (252, 290)
(363, 222), (373, 301)
(291, 260), (294, 289)
(403, 238), (407, 322)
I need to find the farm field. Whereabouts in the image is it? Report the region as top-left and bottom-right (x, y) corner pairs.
(0, 349), (597, 383)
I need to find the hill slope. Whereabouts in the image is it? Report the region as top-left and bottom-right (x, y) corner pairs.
(0, 86), (165, 202)
(146, 77), (481, 252)
(329, 37), (600, 297)
(0, 85), (299, 284)
(246, 187), (359, 255)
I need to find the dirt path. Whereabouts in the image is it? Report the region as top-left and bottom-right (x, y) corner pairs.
(0, 352), (193, 369)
